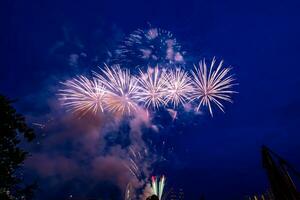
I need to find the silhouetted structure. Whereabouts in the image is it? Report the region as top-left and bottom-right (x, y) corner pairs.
(167, 188), (184, 200)
(146, 194), (159, 200)
(261, 145), (300, 200)
(199, 194), (205, 200)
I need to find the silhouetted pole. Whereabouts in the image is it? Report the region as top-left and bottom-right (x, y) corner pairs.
(261, 145), (300, 200)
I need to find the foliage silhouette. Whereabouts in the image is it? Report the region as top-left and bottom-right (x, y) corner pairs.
(0, 95), (37, 199)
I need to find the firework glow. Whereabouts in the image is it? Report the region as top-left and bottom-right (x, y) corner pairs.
(191, 58), (237, 116)
(151, 176), (158, 197)
(137, 67), (168, 109)
(59, 59), (236, 117)
(164, 68), (193, 108)
(55, 25), (238, 200)
(93, 65), (140, 115)
(58, 76), (106, 116)
(111, 27), (185, 70)
(151, 175), (166, 200)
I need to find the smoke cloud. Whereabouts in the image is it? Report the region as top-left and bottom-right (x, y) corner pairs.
(25, 100), (157, 200)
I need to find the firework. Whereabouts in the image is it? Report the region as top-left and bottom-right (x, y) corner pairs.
(151, 176), (158, 196)
(124, 183), (134, 200)
(166, 109), (177, 121)
(137, 67), (168, 109)
(93, 65), (140, 115)
(59, 61), (236, 117)
(125, 146), (149, 181)
(151, 175), (166, 200)
(58, 76), (106, 116)
(158, 175), (166, 200)
(164, 68), (194, 107)
(112, 27), (185, 70)
(190, 58), (236, 116)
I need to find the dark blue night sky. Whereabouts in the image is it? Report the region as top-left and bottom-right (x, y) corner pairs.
(1, 0), (300, 199)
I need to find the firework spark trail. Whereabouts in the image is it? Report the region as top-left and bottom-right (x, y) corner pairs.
(137, 151), (142, 159)
(164, 68), (194, 108)
(113, 27), (185, 69)
(129, 158), (139, 172)
(58, 76), (106, 116)
(158, 175), (166, 200)
(93, 65), (140, 115)
(125, 146), (149, 181)
(129, 146), (138, 158)
(125, 148), (143, 180)
(137, 67), (168, 109)
(125, 183), (134, 200)
(126, 164), (138, 179)
(151, 176), (158, 196)
(190, 58), (236, 116)
(166, 109), (177, 121)
(151, 176), (166, 200)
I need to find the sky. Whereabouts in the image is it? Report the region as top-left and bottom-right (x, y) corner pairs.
(1, 0), (300, 199)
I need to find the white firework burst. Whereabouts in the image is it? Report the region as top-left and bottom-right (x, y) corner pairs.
(164, 68), (194, 108)
(137, 66), (168, 109)
(190, 58), (236, 116)
(58, 76), (106, 116)
(93, 65), (140, 115)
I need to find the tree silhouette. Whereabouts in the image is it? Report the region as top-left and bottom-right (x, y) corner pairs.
(0, 95), (36, 199)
